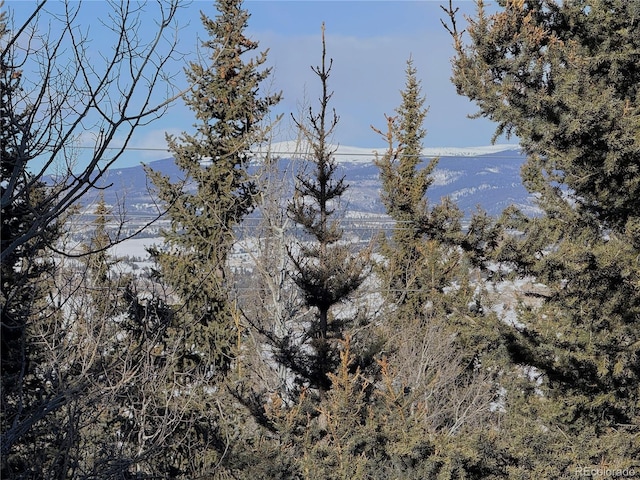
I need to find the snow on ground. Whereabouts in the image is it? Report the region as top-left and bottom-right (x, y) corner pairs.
(109, 236), (162, 260)
(488, 276), (550, 330)
(431, 169), (463, 186)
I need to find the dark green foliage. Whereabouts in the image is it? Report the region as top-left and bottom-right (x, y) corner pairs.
(284, 24), (369, 393)
(147, 0), (281, 375)
(371, 57), (500, 365)
(447, 0), (640, 231)
(375, 58), (433, 230)
(143, 0), (280, 476)
(445, 0), (640, 471)
(373, 58), (467, 317)
(371, 57), (502, 338)
(1, 10), (61, 474)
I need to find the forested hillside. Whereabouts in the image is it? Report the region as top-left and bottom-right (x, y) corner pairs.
(2, 0), (638, 478)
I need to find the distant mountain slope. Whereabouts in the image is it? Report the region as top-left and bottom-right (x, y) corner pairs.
(90, 145), (535, 218)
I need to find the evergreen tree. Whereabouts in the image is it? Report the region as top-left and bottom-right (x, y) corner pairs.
(144, 0), (280, 475)
(446, 0), (640, 231)
(147, 0), (281, 376)
(371, 57), (501, 363)
(81, 194), (117, 317)
(284, 24), (369, 393)
(444, 0), (640, 473)
(368, 56), (502, 477)
(1, 7), (60, 472)
(373, 57), (467, 318)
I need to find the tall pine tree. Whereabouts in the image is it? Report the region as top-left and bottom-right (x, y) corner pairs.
(144, 0), (280, 475)
(284, 24), (369, 393)
(147, 0), (281, 375)
(444, 0), (640, 473)
(373, 58), (467, 319)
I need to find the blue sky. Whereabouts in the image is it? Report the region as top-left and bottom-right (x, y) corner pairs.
(7, 1), (508, 167)
(246, 1), (497, 146)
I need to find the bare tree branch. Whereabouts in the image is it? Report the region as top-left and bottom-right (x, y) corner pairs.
(1, 0), (188, 264)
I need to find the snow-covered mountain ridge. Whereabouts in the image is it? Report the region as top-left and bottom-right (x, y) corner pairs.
(250, 140), (521, 164)
(90, 143), (534, 220)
